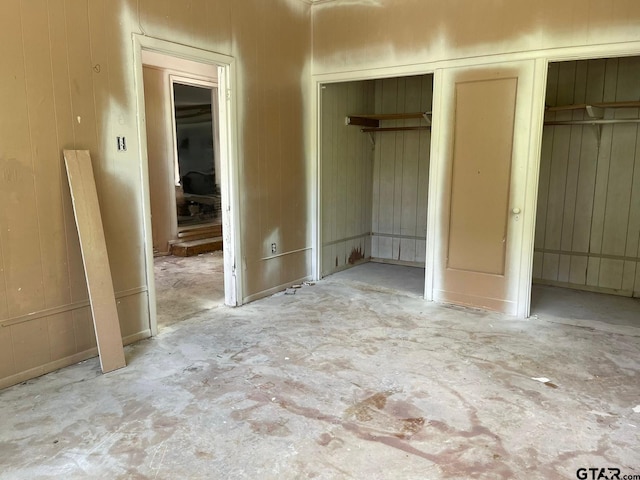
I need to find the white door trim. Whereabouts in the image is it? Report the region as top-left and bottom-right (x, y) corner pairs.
(169, 74), (218, 191)
(132, 34), (243, 336)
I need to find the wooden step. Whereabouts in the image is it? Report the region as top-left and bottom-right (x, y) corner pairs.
(177, 223), (222, 240)
(170, 236), (223, 257)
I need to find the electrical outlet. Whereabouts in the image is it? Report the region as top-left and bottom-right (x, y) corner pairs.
(117, 136), (127, 152)
(271, 243), (277, 254)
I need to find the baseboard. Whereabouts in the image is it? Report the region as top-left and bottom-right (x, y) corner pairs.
(532, 278), (633, 297)
(0, 348), (99, 390)
(243, 275), (314, 304)
(124, 329), (152, 345)
(0, 329), (152, 390)
(370, 257), (425, 268)
(322, 257), (371, 277)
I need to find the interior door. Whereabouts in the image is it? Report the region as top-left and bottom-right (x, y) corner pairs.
(432, 60), (539, 315)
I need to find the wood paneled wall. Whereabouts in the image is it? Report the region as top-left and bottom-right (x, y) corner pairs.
(0, 0), (311, 389)
(534, 57), (640, 297)
(0, 0), (150, 389)
(321, 75), (432, 276)
(321, 81), (375, 276)
(371, 76), (432, 266)
(143, 66), (175, 255)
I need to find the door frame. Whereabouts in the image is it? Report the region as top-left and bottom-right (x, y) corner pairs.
(132, 35), (243, 336)
(312, 41), (640, 317)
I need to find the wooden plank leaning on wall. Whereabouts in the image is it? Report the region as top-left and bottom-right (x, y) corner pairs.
(64, 150), (126, 373)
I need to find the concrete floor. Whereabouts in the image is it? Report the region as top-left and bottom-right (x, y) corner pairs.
(154, 252), (225, 331)
(0, 260), (639, 479)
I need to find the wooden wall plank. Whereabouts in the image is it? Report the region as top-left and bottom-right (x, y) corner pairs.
(399, 76), (421, 263)
(321, 84), (335, 275)
(0, 327), (15, 379)
(347, 82), (360, 242)
(628, 123), (640, 296)
(376, 78), (397, 260)
(64, 0), (100, 172)
(535, 128), (553, 251)
(392, 80), (406, 261)
(47, 0), (88, 305)
(64, 150), (125, 373)
(259, 2), (280, 270)
(363, 81), (376, 259)
(48, 312), (76, 361)
(21, 0), (72, 310)
(371, 79), (383, 259)
(536, 63), (558, 279)
(586, 59), (618, 286)
(73, 307), (97, 356)
(415, 76), (432, 265)
(12, 318), (50, 371)
(0, 0), (46, 318)
(334, 83), (349, 267)
(559, 63), (587, 283)
(543, 62), (577, 281)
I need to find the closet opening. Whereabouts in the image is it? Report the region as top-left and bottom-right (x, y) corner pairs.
(319, 74), (433, 297)
(531, 56), (640, 325)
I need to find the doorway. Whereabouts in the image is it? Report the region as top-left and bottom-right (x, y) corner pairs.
(133, 36), (242, 335)
(531, 55), (640, 324)
(172, 81), (222, 231)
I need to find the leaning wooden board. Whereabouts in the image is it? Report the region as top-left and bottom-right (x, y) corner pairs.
(64, 150), (126, 373)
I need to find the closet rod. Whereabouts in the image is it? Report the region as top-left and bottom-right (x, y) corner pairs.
(361, 126), (431, 133)
(545, 119), (640, 126)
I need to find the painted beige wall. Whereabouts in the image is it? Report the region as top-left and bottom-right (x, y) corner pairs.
(534, 57), (640, 297)
(143, 66), (175, 255)
(312, 0), (640, 74)
(0, 0), (311, 388)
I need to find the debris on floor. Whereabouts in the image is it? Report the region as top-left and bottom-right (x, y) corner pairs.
(531, 377), (558, 389)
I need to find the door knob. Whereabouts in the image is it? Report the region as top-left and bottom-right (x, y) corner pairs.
(512, 207), (521, 215)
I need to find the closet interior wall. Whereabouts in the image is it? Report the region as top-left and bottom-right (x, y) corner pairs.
(371, 76), (432, 266)
(320, 74), (432, 278)
(321, 80), (375, 277)
(534, 57), (640, 297)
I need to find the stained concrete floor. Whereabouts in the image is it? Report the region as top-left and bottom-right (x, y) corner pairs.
(153, 251), (226, 331)
(1, 260), (639, 479)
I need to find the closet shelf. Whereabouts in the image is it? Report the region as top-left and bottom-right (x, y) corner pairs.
(544, 101), (640, 126)
(346, 112), (432, 131)
(544, 101), (640, 149)
(546, 101), (640, 112)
